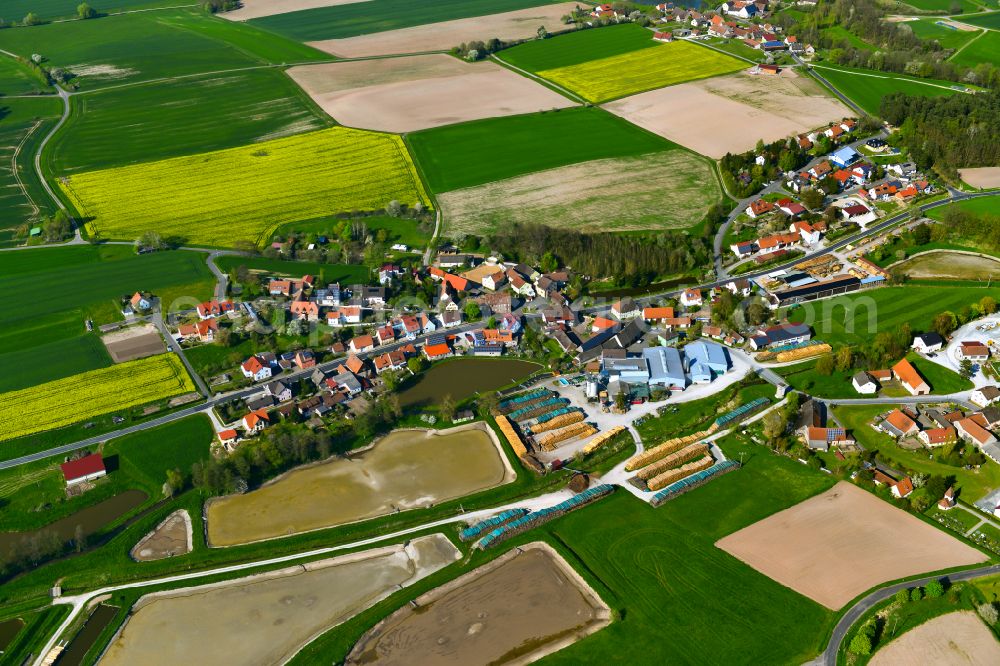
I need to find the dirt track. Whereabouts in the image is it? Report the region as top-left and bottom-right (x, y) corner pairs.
(605, 70), (850, 158)
(716, 482), (987, 610)
(307, 3), (580, 58)
(870, 611), (1000, 666)
(288, 55), (575, 133)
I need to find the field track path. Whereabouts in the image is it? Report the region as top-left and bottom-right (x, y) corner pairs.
(948, 28), (987, 61)
(488, 54), (587, 104)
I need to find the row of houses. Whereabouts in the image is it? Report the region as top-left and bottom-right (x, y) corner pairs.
(852, 358), (929, 396)
(875, 403), (1000, 464)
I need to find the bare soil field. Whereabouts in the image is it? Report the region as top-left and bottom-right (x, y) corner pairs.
(870, 611), (1000, 666)
(439, 151), (719, 235)
(287, 55), (574, 133)
(308, 3), (580, 58)
(604, 70), (850, 158)
(221, 0), (372, 21)
(346, 542), (610, 665)
(960, 167), (1000, 189)
(102, 325), (165, 363)
(896, 250), (1000, 280)
(716, 482), (987, 609)
(130, 510), (192, 562)
(101, 535), (460, 666)
(206, 423), (514, 546)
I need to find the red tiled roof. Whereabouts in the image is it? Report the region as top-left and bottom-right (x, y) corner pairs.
(886, 409), (917, 434)
(218, 429), (238, 441)
(892, 358), (927, 391)
(61, 453), (105, 482)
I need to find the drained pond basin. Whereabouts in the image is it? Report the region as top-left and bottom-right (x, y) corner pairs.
(347, 542), (611, 665)
(206, 423), (514, 546)
(399, 358), (539, 408)
(100, 534), (460, 666)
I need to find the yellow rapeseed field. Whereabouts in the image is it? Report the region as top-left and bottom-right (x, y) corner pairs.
(0, 354), (196, 442)
(60, 127), (432, 248)
(538, 41), (746, 103)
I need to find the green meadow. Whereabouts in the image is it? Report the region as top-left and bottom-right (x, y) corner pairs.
(47, 68), (332, 174)
(907, 19), (983, 50)
(0, 0), (181, 21)
(0, 334), (112, 393)
(0, 96), (64, 240)
(928, 198), (1000, 218)
(951, 30), (1000, 67)
(497, 23), (657, 72)
(957, 11), (1000, 29)
(0, 245), (215, 354)
(0, 10), (328, 90)
(408, 107), (677, 192)
(822, 24), (876, 50)
(785, 284), (1000, 347)
(812, 64), (963, 115)
(0, 55), (52, 95)
(249, 0), (562, 40)
(902, 0), (983, 11)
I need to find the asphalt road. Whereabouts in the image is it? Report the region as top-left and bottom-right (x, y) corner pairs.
(821, 563), (1000, 665)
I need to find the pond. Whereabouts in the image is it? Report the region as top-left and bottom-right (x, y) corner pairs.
(101, 535), (459, 666)
(399, 358), (539, 408)
(0, 617), (24, 654)
(206, 423), (515, 546)
(59, 604), (119, 666)
(0, 490), (148, 562)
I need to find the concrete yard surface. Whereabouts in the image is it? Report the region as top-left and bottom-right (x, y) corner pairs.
(307, 3), (581, 58)
(716, 481), (987, 609)
(346, 542), (610, 665)
(870, 611), (1000, 666)
(100, 534), (461, 666)
(288, 55), (575, 133)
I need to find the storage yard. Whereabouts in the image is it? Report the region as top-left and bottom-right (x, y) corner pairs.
(205, 423), (513, 546)
(345, 543), (610, 665)
(716, 481), (988, 609)
(101, 535), (460, 665)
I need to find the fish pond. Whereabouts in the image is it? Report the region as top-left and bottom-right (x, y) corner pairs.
(399, 358), (539, 408)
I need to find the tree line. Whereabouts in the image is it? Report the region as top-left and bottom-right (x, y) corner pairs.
(880, 92), (1000, 181)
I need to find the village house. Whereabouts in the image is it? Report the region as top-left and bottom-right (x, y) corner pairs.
(293, 350), (316, 370)
(242, 408), (270, 434)
(376, 324), (395, 346)
(482, 270), (506, 291)
(217, 429), (239, 450)
(423, 341), (452, 361)
(881, 409), (919, 438)
(892, 358), (930, 395)
(241, 354), (273, 382)
(264, 380), (292, 402)
(724, 279), (752, 298)
(891, 476), (914, 499)
(955, 414), (997, 448)
(196, 300), (234, 319)
(612, 297), (641, 320)
(123, 291), (151, 317)
(959, 340), (990, 362)
(852, 371), (879, 394)
(592, 316), (618, 332)
(749, 323), (811, 350)
(939, 486), (956, 510)
(178, 318), (218, 342)
(325, 306), (362, 327)
(313, 283), (342, 307)
(476, 291), (513, 315)
(911, 332), (944, 354)
(289, 299), (320, 321)
(506, 269), (535, 298)
(680, 289), (702, 308)
(972, 386), (1000, 408)
(61, 453), (106, 487)
(350, 335), (375, 353)
(919, 426), (957, 447)
(373, 349), (407, 374)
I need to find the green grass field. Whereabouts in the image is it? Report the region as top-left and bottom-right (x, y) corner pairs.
(408, 107), (679, 193)
(0, 0), (183, 21)
(497, 23), (658, 72)
(955, 11), (1000, 29)
(0, 55), (52, 95)
(950, 30), (1000, 67)
(214, 255), (372, 284)
(908, 19), (983, 50)
(538, 40), (746, 103)
(248, 0), (562, 40)
(539, 438), (835, 664)
(929, 199), (1000, 220)
(785, 285), (1000, 347)
(274, 215), (430, 250)
(0, 333), (112, 393)
(811, 64), (964, 115)
(902, 0), (984, 11)
(46, 68), (332, 174)
(0, 97), (63, 240)
(822, 24), (876, 50)
(0, 10), (328, 90)
(0, 246), (214, 356)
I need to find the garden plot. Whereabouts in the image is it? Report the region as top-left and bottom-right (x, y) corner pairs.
(439, 151), (719, 235)
(960, 167), (1000, 189)
(346, 543), (610, 665)
(605, 70), (850, 159)
(101, 535), (460, 666)
(870, 611), (1000, 666)
(716, 482), (987, 610)
(308, 3), (580, 58)
(287, 55), (575, 133)
(206, 423), (514, 546)
(102, 325), (165, 363)
(222, 0), (372, 21)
